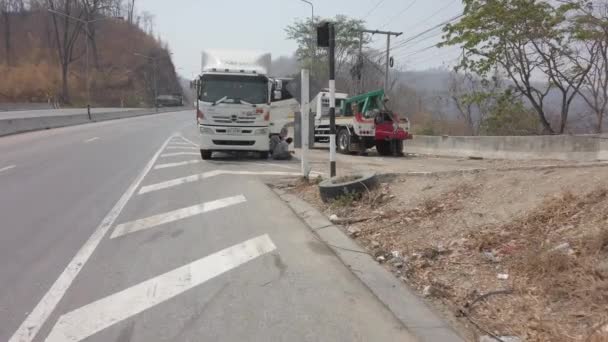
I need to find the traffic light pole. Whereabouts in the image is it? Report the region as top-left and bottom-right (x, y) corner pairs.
(328, 23), (336, 177)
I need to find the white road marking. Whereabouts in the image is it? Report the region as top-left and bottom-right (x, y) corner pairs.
(0, 164), (16, 173)
(166, 142), (193, 146)
(8, 135), (175, 342)
(248, 162), (299, 170)
(160, 152), (200, 157)
(153, 159), (202, 170)
(84, 137), (99, 143)
(110, 195), (246, 238)
(165, 146), (198, 150)
(45, 234), (276, 342)
(138, 170), (303, 194)
(177, 134), (199, 147)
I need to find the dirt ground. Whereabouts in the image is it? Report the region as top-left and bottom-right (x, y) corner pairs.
(283, 163), (608, 342)
(296, 146), (586, 176)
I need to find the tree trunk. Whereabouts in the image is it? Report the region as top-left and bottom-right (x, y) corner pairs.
(61, 63), (70, 104)
(598, 112), (604, 134)
(559, 97), (568, 134)
(2, 11), (10, 66)
(527, 95), (554, 134)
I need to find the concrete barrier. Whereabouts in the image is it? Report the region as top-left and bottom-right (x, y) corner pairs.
(0, 107), (189, 137)
(406, 134), (607, 161)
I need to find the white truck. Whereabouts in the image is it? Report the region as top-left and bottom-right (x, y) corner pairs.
(195, 49), (277, 160)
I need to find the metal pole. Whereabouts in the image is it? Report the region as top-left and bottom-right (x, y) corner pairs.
(85, 22), (91, 120)
(384, 34), (390, 92)
(153, 59), (158, 112)
(301, 69), (310, 178)
(328, 23), (336, 177)
(358, 31), (363, 94)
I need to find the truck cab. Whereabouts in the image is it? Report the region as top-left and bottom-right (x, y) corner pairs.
(196, 50), (273, 160)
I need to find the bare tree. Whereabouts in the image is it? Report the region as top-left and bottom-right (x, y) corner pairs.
(48, 0), (84, 103)
(572, 2), (608, 133)
(0, 0), (23, 66)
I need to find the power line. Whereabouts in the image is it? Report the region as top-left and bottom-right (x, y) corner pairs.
(401, 0), (458, 33)
(366, 13), (462, 59)
(360, 0), (387, 19)
(378, 0), (418, 29)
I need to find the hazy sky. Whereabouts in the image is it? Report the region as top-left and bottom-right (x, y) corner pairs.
(137, 0), (464, 78)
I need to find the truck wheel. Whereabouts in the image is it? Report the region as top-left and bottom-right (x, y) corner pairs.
(396, 140), (404, 156)
(259, 151), (269, 159)
(337, 128), (351, 154)
(376, 141), (392, 156)
(200, 149), (212, 160)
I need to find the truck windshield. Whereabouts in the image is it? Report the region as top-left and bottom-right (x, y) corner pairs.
(199, 74), (268, 105)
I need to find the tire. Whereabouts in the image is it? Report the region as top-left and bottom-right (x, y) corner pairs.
(337, 128), (351, 154)
(200, 149), (212, 160)
(259, 151), (269, 159)
(396, 140), (404, 156)
(318, 172), (378, 202)
(376, 141), (392, 156)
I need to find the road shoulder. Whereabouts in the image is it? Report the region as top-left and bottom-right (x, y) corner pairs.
(271, 185), (466, 342)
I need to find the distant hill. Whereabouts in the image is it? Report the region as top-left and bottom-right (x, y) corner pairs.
(0, 9), (181, 107)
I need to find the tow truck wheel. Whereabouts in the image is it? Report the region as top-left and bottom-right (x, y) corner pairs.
(200, 149), (212, 160)
(337, 128), (351, 154)
(396, 140), (404, 156)
(376, 141), (392, 156)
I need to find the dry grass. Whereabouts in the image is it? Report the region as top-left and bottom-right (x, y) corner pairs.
(288, 173), (608, 341)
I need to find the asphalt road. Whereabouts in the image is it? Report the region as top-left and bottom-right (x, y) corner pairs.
(0, 110), (415, 342)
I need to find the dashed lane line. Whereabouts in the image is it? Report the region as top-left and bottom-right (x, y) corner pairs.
(138, 170), (304, 195)
(153, 159), (202, 170)
(46, 234), (277, 342)
(160, 152), (200, 157)
(8, 134), (175, 342)
(84, 137), (100, 143)
(110, 194), (247, 238)
(0, 164), (16, 173)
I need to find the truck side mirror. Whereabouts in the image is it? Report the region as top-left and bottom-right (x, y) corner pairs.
(273, 90), (282, 101)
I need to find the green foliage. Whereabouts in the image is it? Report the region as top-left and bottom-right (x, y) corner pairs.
(285, 15), (369, 73)
(480, 91), (540, 136)
(440, 0), (591, 134)
(330, 192), (358, 208)
(416, 125), (437, 136)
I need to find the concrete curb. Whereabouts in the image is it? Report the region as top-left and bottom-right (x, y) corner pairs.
(0, 107), (190, 137)
(272, 186), (466, 342)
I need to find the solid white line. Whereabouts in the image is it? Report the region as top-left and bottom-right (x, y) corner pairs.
(160, 152), (200, 157)
(138, 170), (303, 194)
(165, 146), (198, 150)
(248, 162), (299, 170)
(84, 137), (99, 143)
(110, 195), (247, 238)
(8, 135), (175, 342)
(0, 164), (16, 173)
(153, 159), (202, 170)
(46, 234), (276, 342)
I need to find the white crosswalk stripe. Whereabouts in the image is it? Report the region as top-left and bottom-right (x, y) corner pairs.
(45, 235), (277, 342)
(110, 195), (247, 238)
(138, 170), (303, 194)
(153, 159), (202, 170)
(160, 152), (200, 157)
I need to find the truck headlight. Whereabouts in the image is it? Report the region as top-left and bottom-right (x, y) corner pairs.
(200, 126), (214, 134)
(254, 128), (269, 135)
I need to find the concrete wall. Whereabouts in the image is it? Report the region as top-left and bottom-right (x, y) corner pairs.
(0, 107), (188, 137)
(406, 134), (607, 161)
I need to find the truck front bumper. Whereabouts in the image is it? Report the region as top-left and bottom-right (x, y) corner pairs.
(199, 125), (269, 152)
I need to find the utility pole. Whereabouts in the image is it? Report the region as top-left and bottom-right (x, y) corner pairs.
(358, 31), (363, 94)
(358, 29), (402, 92)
